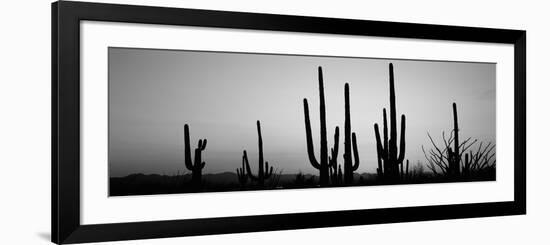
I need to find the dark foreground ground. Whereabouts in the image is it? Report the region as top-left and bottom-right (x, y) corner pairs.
(109, 168), (496, 196)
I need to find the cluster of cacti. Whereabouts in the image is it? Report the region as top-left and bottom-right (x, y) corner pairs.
(106, 61), (499, 196)
(303, 67), (341, 186)
(184, 124), (207, 188)
(181, 62), (493, 191)
(242, 120), (275, 187)
(374, 63), (407, 182)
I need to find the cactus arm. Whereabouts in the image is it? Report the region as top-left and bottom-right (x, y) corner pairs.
(184, 124), (194, 170)
(241, 158), (246, 175)
(256, 120), (265, 179)
(243, 150), (259, 181)
(399, 163), (405, 179)
(374, 124), (384, 176)
(406, 159), (409, 176)
(382, 109), (388, 159)
(351, 132), (360, 171)
(264, 162), (273, 179)
(191, 139), (207, 170)
(193, 147), (202, 170)
(374, 124), (383, 156)
(338, 165), (343, 183)
(237, 152), (248, 185)
(303, 99), (321, 169)
(397, 115), (406, 163)
(329, 126), (340, 168)
(236, 168), (242, 178)
(236, 167), (247, 184)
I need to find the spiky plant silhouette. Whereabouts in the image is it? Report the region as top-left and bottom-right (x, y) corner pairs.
(374, 63), (406, 182)
(422, 102), (495, 178)
(184, 124), (207, 188)
(243, 120), (274, 187)
(462, 142), (496, 177)
(303, 67), (340, 186)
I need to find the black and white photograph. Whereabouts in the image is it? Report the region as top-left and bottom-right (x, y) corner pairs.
(41, 1), (533, 244)
(108, 47), (497, 196)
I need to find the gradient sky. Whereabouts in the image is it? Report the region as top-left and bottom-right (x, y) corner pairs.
(108, 47), (496, 177)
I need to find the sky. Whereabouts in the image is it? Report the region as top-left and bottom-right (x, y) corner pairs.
(108, 47), (496, 177)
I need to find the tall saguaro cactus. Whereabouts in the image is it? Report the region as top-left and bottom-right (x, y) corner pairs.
(448, 102), (461, 177)
(343, 83), (360, 184)
(303, 66), (340, 186)
(243, 120), (274, 186)
(184, 124), (207, 188)
(374, 63), (406, 182)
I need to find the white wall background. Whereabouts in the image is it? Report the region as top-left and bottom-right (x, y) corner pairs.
(0, 0), (547, 244)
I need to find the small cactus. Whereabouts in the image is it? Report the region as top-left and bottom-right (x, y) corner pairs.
(236, 159), (248, 187)
(243, 120), (274, 186)
(184, 124), (207, 188)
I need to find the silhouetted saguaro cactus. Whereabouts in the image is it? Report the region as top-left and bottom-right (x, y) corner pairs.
(243, 120), (274, 187)
(374, 63), (406, 182)
(236, 160), (248, 187)
(184, 124), (207, 188)
(343, 83), (360, 184)
(303, 67), (340, 186)
(448, 102), (461, 177)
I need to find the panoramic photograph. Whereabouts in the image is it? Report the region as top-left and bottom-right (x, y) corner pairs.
(108, 47), (496, 196)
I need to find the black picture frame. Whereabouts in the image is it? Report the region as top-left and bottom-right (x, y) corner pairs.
(52, 1), (526, 244)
